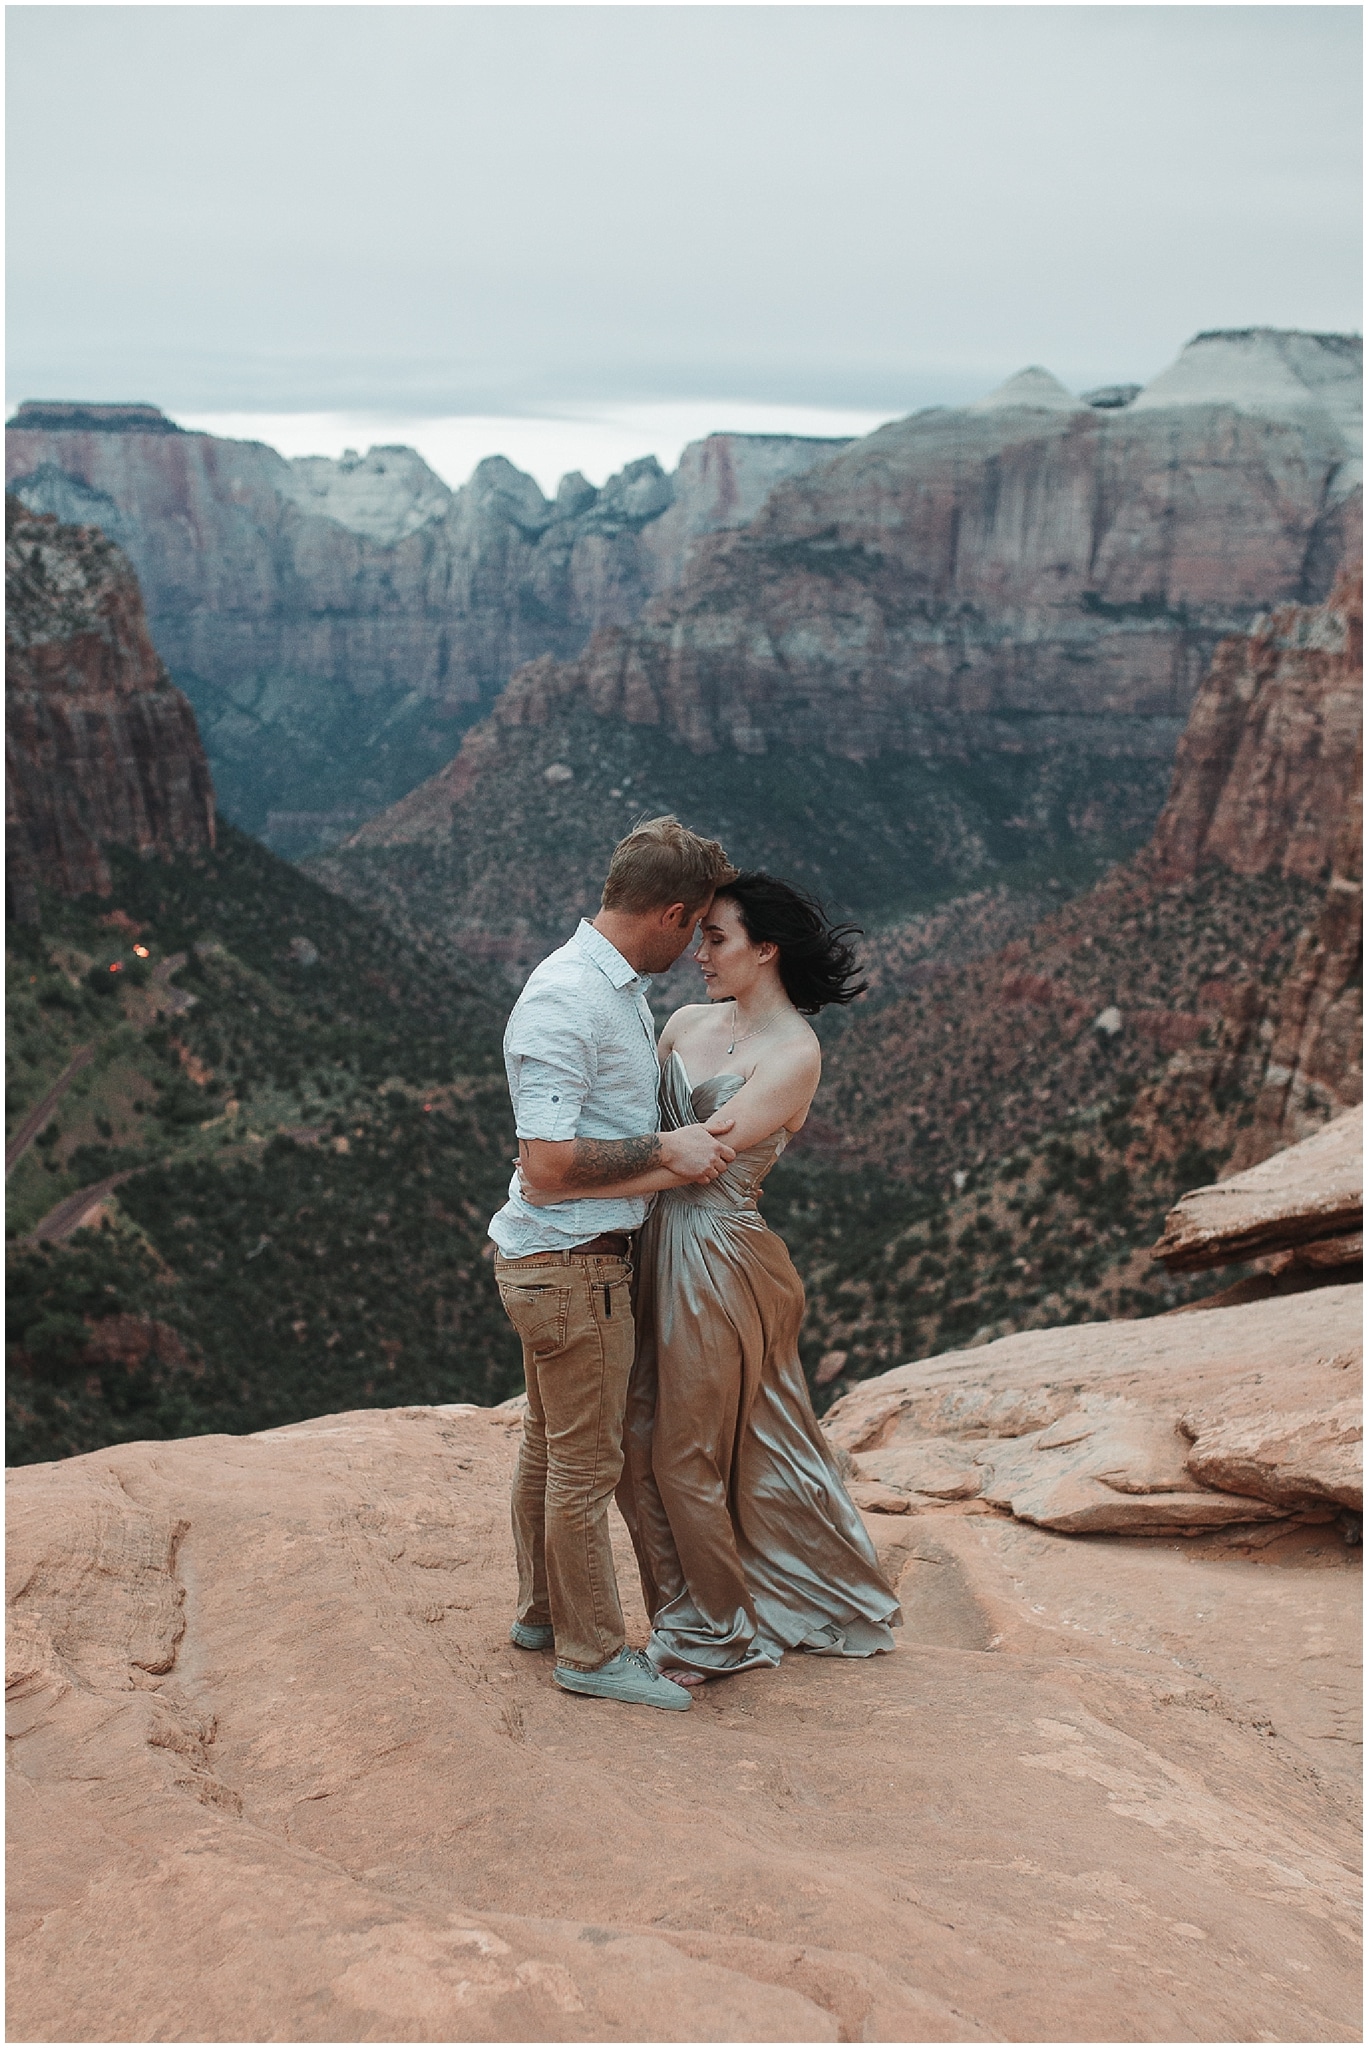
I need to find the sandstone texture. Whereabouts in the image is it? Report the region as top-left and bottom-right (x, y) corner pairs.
(5, 406), (848, 850)
(1129, 327), (1362, 442)
(8, 1393), (1360, 2042)
(1149, 565), (1362, 886)
(1154, 1107), (1362, 1273)
(5, 497), (215, 919)
(1223, 768), (1363, 1169)
(1133, 569), (1362, 1167)
(824, 1283), (1361, 1533)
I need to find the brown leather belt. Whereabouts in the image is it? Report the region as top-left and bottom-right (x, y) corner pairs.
(569, 1232), (633, 1257)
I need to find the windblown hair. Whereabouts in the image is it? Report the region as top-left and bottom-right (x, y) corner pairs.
(716, 872), (868, 1015)
(601, 814), (736, 915)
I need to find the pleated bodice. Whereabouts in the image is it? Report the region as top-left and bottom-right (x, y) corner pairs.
(653, 1051), (787, 1220)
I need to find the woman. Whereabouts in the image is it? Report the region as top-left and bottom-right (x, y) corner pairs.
(524, 872), (900, 1683)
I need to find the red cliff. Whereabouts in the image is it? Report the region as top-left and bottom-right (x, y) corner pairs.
(5, 496), (215, 917)
(1148, 567), (1362, 884)
(812, 564), (1361, 1183)
(1133, 569), (1362, 1166)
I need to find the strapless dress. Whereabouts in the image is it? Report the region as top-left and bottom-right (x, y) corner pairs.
(617, 1052), (901, 1676)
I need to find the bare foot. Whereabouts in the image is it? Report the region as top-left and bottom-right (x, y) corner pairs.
(670, 1670), (709, 1689)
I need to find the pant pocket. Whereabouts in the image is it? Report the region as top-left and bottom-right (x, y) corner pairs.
(594, 1261), (633, 1324)
(499, 1280), (570, 1358)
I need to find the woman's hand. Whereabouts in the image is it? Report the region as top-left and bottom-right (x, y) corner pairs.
(516, 1166), (561, 1209)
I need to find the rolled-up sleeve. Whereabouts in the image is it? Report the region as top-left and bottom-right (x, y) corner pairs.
(505, 992), (596, 1141)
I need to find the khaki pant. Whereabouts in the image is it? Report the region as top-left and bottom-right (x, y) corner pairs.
(495, 1248), (635, 1672)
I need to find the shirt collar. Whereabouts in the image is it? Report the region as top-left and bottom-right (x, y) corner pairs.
(572, 918), (652, 994)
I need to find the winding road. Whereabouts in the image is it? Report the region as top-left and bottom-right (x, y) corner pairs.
(5, 1045), (96, 1176)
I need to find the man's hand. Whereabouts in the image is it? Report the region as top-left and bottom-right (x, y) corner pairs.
(661, 1121), (736, 1184)
(517, 1117), (738, 1196)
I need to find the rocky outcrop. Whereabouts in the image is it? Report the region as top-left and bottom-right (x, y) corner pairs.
(1131, 569), (1362, 1165)
(824, 1122), (1363, 1528)
(1229, 789), (1363, 1165)
(1148, 565), (1362, 884)
(826, 1280), (1361, 1532)
(5, 407), (849, 851)
(1152, 1106), (1361, 1272)
(5, 497), (215, 919)
(7, 1393), (1359, 2042)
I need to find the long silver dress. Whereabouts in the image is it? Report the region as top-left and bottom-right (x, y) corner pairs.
(617, 1052), (901, 1677)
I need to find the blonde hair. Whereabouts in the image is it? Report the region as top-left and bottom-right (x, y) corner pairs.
(601, 814), (736, 915)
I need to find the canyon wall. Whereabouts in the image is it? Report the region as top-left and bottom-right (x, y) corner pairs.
(11, 331), (1358, 873)
(1136, 567), (1363, 1167)
(5, 496), (216, 918)
(5, 404), (849, 852)
(1148, 565), (1363, 884)
(456, 328), (1360, 762)
(324, 331), (1360, 956)
(817, 565), (1362, 1186)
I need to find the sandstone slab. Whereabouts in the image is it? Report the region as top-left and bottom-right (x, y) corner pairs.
(7, 1398), (1360, 2042)
(1154, 1106), (1362, 1270)
(851, 1436), (983, 1502)
(1183, 1356), (1362, 1511)
(825, 1284), (1361, 1537)
(844, 1479), (913, 1516)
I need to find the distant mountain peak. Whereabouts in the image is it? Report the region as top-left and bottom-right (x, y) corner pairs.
(1132, 330), (1362, 465)
(279, 444), (453, 547)
(969, 366), (1083, 414)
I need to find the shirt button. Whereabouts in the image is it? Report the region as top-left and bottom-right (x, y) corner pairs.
(551, 1094), (559, 1102)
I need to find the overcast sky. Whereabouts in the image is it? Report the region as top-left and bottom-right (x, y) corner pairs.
(6, 5), (1362, 485)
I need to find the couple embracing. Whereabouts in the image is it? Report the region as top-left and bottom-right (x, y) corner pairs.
(489, 815), (900, 1713)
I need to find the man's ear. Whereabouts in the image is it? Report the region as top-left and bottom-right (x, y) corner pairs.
(660, 901), (689, 931)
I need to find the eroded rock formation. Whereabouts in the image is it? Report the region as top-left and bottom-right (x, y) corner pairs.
(327, 328), (1361, 947)
(5, 497), (215, 918)
(827, 1280), (1361, 1534)
(1131, 567), (1362, 1165)
(1152, 1106), (1362, 1273)
(806, 1112), (1363, 1496)
(477, 330), (1359, 765)
(1230, 791), (1364, 1165)
(1149, 565), (1362, 884)
(812, 555), (1362, 1191)
(5, 406), (850, 850)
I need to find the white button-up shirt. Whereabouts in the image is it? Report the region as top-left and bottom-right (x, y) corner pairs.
(488, 920), (661, 1257)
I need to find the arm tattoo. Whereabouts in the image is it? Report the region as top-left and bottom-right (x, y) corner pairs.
(562, 1132), (663, 1188)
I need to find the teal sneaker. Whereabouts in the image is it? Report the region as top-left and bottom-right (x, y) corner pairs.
(554, 1647), (692, 1711)
(509, 1621), (555, 1651)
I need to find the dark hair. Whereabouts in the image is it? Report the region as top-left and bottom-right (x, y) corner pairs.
(715, 872), (868, 1015)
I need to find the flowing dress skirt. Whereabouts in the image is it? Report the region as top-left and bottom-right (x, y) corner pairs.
(617, 1058), (901, 1677)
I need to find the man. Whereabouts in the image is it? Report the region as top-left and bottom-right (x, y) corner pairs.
(490, 816), (738, 1712)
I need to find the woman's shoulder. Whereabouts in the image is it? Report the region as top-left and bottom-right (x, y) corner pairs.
(660, 1002), (714, 1045)
(777, 1015), (822, 1069)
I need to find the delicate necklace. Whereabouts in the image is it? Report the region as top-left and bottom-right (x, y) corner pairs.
(727, 1001), (781, 1057)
